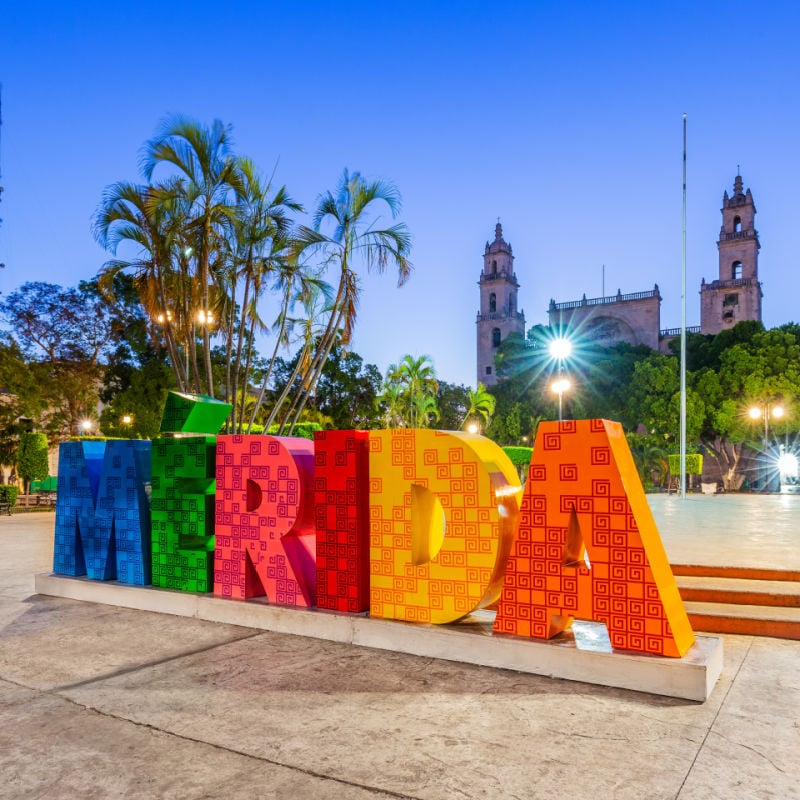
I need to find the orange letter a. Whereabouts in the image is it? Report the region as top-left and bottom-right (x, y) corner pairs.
(493, 419), (694, 658)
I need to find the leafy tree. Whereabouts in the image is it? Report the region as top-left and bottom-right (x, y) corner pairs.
(99, 358), (175, 439)
(310, 345), (382, 429)
(0, 282), (116, 439)
(17, 431), (49, 495)
(626, 433), (668, 489)
(436, 382), (469, 430)
(694, 326), (800, 489)
(268, 343), (382, 430)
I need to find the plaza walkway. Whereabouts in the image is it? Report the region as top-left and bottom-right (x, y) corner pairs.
(1, 509), (798, 799)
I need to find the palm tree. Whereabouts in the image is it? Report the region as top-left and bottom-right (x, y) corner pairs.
(411, 393), (440, 429)
(262, 283), (332, 432)
(461, 382), (496, 430)
(395, 355), (438, 428)
(221, 158), (302, 431)
(93, 179), (193, 392)
(278, 169), (412, 433)
(378, 354), (439, 428)
(141, 115), (244, 396)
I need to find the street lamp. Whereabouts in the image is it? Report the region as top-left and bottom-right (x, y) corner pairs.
(79, 419), (93, 436)
(748, 402), (785, 446)
(548, 337), (572, 423)
(748, 401), (786, 491)
(551, 377), (571, 422)
(466, 422), (479, 435)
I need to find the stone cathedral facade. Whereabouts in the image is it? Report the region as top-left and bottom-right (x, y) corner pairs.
(476, 174), (763, 387)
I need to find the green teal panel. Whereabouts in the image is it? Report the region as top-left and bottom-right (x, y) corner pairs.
(160, 391), (231, 434)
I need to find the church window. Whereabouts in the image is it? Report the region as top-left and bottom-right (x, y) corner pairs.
(492, 260), (497, 275)
(492, 328), (501, 348)
(723, 293), (739, 307)
(509, 293), (515, 312)
(733, 216), (742, 233)
(732, 261), (743, 279)
(489, 293), (497, 313)
(486, 366), (492, 375)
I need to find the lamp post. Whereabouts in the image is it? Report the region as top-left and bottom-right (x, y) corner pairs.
(548, 337), (572, 423)
(748, 401), (785, 491)
(551, 377), (571, 422)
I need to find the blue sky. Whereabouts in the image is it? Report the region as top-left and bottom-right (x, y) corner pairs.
(2, 1), (799, 387)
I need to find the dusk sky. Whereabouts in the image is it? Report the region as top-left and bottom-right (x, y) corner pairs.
(2, 1), (799, 388)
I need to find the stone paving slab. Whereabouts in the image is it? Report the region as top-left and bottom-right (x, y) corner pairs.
(0, 681), (396, 800)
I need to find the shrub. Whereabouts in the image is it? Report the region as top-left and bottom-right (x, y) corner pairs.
(0, 485), (19, 506)
(266, 422), (323, 441)
(667, 454), (703, 475)
(502, 446), (533, 469)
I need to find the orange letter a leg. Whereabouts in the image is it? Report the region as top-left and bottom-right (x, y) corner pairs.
(493, 419), (694, 658)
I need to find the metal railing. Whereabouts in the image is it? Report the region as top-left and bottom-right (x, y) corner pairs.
(660, 326), (701, 337)
(701, 277), (758, 290)
(719, 229), (758, 242)
(476, 310), (525, 322)
(550, 288), (659, 311)
(479, 270), (518, 284)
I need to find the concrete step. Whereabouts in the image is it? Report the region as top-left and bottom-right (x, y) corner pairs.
(671, 564), (800, 582)
(676, 575), (800, 608)
(671, 564), (800, 639)
(683, 600), (800, 640)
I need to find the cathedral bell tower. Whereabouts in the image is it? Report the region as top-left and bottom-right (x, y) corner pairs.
(700, 173), (763, 335)
(476, 223), (525, 387)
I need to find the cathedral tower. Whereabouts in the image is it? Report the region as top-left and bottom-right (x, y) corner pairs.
(700, 173), (762, 335)
(476, 223), (525, 386)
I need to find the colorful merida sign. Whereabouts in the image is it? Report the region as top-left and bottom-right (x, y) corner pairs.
(53, 392), (695, 659)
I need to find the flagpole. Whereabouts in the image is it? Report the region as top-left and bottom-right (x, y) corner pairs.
(680, 113), (687, 499)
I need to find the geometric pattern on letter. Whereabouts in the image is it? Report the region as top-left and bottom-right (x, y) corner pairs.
(314, 430), (370, 613)
(368, 429), (521, 625)
(150, 435), (217, 593)
(214, 435), (316, 606)
(53, 440), (151, 584)
(53, 440), (106, 577)
(493, 418), (695, 658)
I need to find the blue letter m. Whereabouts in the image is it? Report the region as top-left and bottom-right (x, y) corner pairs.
(53, 440), (152, 584)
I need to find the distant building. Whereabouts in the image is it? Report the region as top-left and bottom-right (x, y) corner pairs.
(476, 174), (763, 384)
(475, 223), (525, 387)
(699, 173), (762, 335)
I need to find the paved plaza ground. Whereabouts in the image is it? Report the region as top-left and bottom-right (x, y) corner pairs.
(1, 505), (799, 800)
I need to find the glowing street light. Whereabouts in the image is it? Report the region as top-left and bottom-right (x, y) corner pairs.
(551, 377), (571, 422)
(79, 419), (93, 436)
(196, 309), (214, 326)
(748, 400), (787, 492)
(748, 402), (785, 446)
(548, 337), (573, 362)
(466, 422), (480, 435)
(121, 414), (133, 426)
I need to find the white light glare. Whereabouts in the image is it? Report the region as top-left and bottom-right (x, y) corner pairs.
(549, 338), (572, 360)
